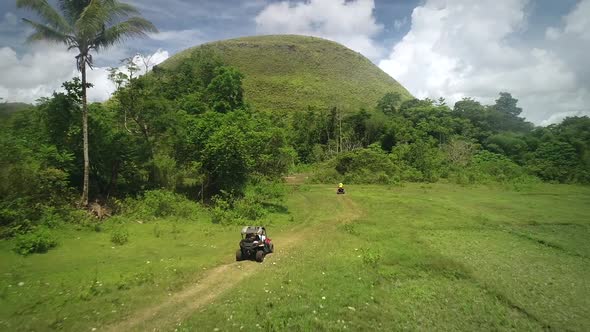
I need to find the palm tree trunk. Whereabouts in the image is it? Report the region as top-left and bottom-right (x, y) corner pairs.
(81, 60), (90, 207)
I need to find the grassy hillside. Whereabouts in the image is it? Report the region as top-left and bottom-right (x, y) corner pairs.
(161, 35), (413, 113)
(1, 183), (589, 331)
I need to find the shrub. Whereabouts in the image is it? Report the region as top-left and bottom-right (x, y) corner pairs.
(14, 227), (58, 255)
(123, 190), (202, 220)
(448, 150), (540, 187)
(234, 197), (267, 220)
(210, 193), (240, 225)
(111, 227), (129, 245)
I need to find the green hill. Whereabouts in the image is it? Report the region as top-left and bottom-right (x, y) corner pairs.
(161, 35), (412, 113)
(0, 102), (31, 119)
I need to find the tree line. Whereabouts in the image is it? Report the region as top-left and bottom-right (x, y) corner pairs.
(1, 0), (588, 241)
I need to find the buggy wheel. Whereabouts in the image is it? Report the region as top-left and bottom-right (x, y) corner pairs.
(269, 243), (274, 253)
(236, 249), (243, 261)
(255, 250), (265, 262)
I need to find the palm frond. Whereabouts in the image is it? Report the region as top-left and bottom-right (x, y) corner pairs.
(57, 0), (91, 25)
(16, 0), (71, 32)
(75, 0), (108, 40)
(22, 18), (72, 45)
(95, 16), (157, 49)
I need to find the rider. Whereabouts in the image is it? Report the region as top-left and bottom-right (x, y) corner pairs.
(338, 183), (344, 193)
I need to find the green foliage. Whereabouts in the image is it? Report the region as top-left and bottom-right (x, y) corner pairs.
(13, 227), (58, 255)
(528, 141), (578, 183)
(210, 180), (287, 224)
(360, 247), (382, 267)
(336, 148), (396, 184)
(206, 66), (245, 113)
(122, 190), (202, 220)
(377, 92), (402, 115)
(459, 150), (537, 185)
(313, 141), (448, 184)
(110, 227), (129, 245)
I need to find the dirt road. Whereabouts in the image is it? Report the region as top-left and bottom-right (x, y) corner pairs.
(106, 192), (360, 332)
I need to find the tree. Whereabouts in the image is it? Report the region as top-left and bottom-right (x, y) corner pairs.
(494, 92), (522, 117)
(17, 0), (157, 206)
(206, 66), (245, 113)
(377, 92), (402, 115)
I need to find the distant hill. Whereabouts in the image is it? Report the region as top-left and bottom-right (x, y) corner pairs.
(0, 102), (32, 119)
(160, 35), (412, 113)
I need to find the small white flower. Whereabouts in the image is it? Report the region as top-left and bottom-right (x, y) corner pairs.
(321, 296), (326, 300)
(18, 282), (24, 287)
(347, 306), (356, 311)
(146, 261), (151, 264)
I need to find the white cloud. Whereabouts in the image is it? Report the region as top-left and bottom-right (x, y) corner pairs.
(0, 44), (169, 103)
(545, 27), (561, 40)
(255, 0), (383, 59)
(379, 0), (590, 125)
(541, 109), (590, 126)
(86, 49), (170, 102)
(148, 29), (204, 50)
(563, 0), (590, 40)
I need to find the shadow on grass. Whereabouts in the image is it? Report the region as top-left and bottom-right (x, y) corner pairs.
(262, 203), (289, 214)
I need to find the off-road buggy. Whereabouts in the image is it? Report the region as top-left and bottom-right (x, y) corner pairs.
(337, 187), (345, 194)
(236, 226), (274, 262)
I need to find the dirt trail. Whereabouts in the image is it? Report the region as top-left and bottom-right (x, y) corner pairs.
(105, 193), (360, 332)
(284, 173), (309, 185)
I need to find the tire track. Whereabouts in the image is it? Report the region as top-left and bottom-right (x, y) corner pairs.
(105, 192), (360, 332)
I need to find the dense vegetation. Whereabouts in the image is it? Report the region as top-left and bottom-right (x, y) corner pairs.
(0, 102), (31, 119)
(307, 93), (590, 186)
(1, 36), (589, 252)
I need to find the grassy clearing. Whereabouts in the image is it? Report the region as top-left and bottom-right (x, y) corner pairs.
(1, 183), (589, 331)
(178, 183), (590, 331)
(0, 199), (298, 331)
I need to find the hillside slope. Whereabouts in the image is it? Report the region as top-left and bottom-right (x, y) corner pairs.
(0, 103), (31, 119)
(161, 35), (412, 113)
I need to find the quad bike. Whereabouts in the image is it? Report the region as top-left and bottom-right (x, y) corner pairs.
(236, 226), (274, 262)
(337, 187), (345, 194)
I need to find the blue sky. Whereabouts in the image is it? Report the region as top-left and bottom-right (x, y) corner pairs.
(0, 0), (588, 125)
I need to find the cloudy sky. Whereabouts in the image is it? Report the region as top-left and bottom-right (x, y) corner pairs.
(0, 0), (588, 125)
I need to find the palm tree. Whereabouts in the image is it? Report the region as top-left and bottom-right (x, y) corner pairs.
(16, 0), (157, 206)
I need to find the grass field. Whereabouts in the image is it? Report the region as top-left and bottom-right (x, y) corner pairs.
(1, 183), (589, 331)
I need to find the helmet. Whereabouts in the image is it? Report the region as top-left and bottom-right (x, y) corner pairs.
(338, 183), (343, 188)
